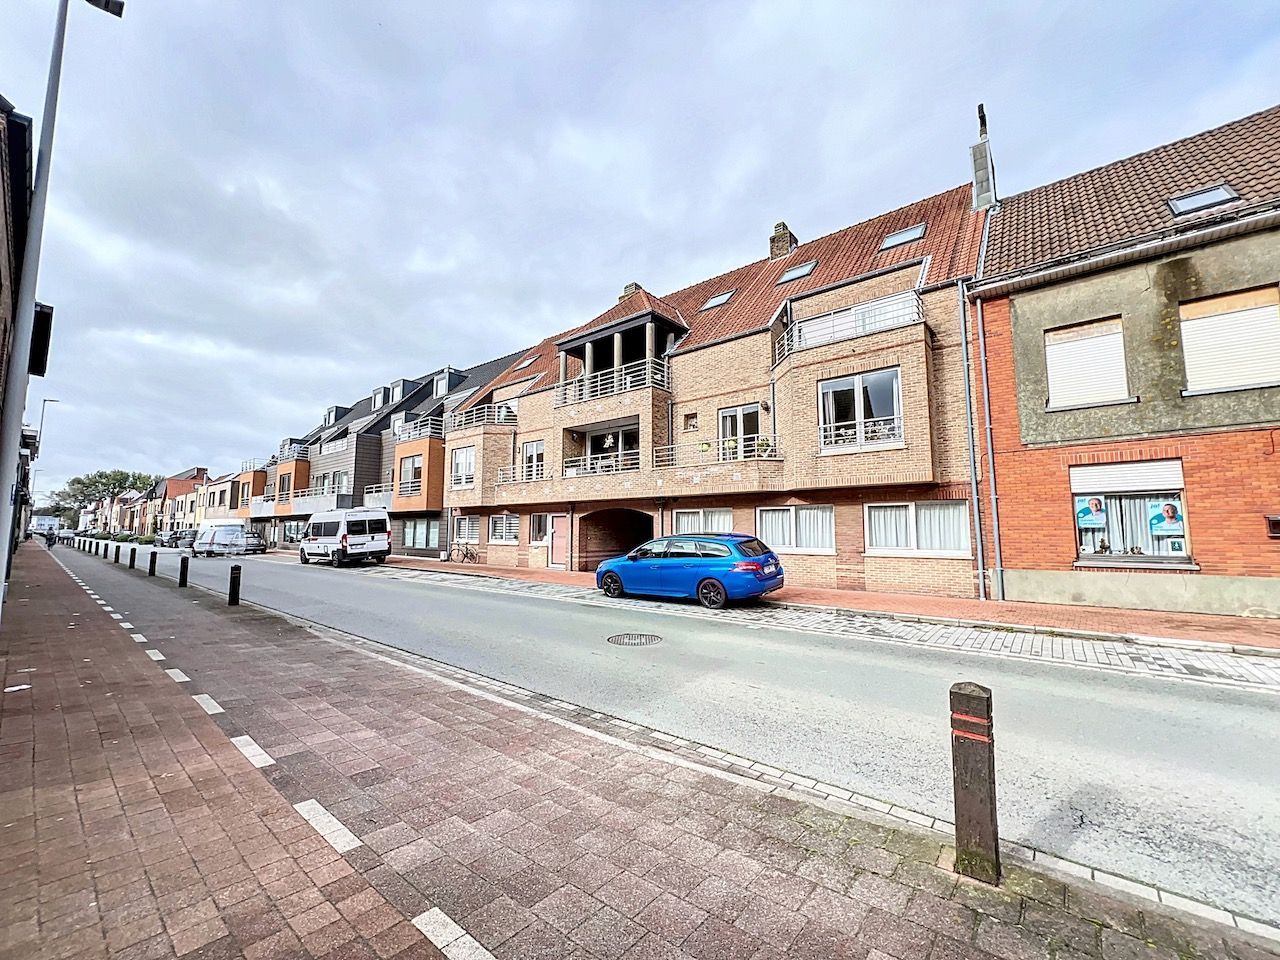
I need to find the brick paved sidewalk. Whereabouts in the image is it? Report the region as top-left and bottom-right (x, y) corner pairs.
(365, 556), (1280, 651)
(8, 545), (1279, 960)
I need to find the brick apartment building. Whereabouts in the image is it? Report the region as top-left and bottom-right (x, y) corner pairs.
(442, 183), (988, 595)
(968, 104), (1280, 616)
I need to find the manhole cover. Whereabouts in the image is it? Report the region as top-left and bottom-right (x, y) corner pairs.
(608, 633), (662, 647)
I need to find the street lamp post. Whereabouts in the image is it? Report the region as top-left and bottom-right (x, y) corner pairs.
(0, 0), (124, 621)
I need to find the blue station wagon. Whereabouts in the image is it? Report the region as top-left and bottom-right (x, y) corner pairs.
(595, 533), (784, 609)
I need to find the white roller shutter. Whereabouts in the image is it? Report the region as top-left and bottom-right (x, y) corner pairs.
(1181, 303), (1280, 392)
(1044, 319), (1129, 408)
(1069, 459), (1184, 493)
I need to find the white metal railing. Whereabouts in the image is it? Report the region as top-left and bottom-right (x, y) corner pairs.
(239, 496), (250, 508)
(395, 417), (443, 442)
(450, 472), (475, 488)
(776, 289), (923, 363)
(819, 416), (903, 448)
(250, 494), (276, 505)
(279, 443), (310, 461)
(562, 450), (641, 476)
(278, 490), (292, 504)
(398, 479), (422, 496)
(445, 404), (517, 431)
(364, 483), (393, 497)
(554, 357), (670, 407)
(653, 434), (782, 468)
(496, 462), (547, 484)
(318, 438), (349, 456)
(240, 458), (267, 472)
(294, 484), (349, 499)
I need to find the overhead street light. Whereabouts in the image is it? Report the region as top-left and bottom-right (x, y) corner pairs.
(0, 0), (125, 619)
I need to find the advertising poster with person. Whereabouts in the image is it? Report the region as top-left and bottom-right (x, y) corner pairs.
(1075, 496), (1107, 529)
(1148, 499), (1184, 536)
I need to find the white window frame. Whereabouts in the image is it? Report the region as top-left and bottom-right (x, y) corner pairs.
(863, 501), (972, 559)
(673, 508), (733, 535)
(453, 515), (479, 543)
(450, 446), (476, 488)
(529, 513), (550, 544)
(488, 514), (519, 544)
(818, 367), (903, 451)
(754, 504), (835, 555)
(1178, 288), (1280, 395)
(879, 222), (926, 250)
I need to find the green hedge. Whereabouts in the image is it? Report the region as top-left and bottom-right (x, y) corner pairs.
(138, 535), (155, 545)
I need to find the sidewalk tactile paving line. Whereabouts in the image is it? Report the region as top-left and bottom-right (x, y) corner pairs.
(360, 566), (1280, 691)
(23, 545), (1280, 958)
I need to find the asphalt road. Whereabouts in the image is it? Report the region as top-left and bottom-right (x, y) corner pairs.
(63, 546), (1280, 923)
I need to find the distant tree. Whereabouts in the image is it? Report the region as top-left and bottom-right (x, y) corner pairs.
(46, 470), (162, 515)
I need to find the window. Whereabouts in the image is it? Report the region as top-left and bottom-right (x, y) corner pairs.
(865, 501), (970, 556)
(777, 260), (818, 285)
(367, 518), (388, 534)
(488, 514), (519, 543)
(403, 518), (440, 550)
(673, 508), (733, 534)
(718, 404), (762, 460)
(218, 490), (227, 506)
(700, 290), (735, 310)
(697, 541), (732, 557)
(279, 475), (292, 495)
(665, 539), (701, 558)
(391, 383), (403, 403)
(522, 440), (545, 480)
(1044, 318), (1130, 409)
(400, 454), (423, 494)
(880, 223), (926, 250)
(1179, 288), (1280, 394)
(1069, 460), (1189, 561)
(683, 412), (699, 432)
(434, 374), (448, 397)
(346, 519), (368, 536)
(318, 521), (340, 538)
(451, 446), (476, 486)
(514, 354), (539, 370)
(1168, 184), (1237, 216)
(756, 505), (835, 553)
(333, 471), (350, 494)
(530, 513), (549, 543)
(819, 368), (902, 448)
(453, 515), (479, 543)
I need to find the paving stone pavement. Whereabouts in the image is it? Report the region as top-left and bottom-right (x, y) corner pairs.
(6, 544), (1279, 960)
(356, 567), (1280, 693)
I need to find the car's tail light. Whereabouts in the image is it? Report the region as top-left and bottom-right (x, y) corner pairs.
(732, 560), (762, 573)
(341, 534), (348, 548)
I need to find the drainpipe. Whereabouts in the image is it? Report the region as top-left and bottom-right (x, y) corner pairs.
(957, 279), (987, 600)
(974, 296), (1005, 600)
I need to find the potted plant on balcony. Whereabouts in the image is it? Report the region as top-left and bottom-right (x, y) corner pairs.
(699, 441), (711, 454)
(755, 436), (772, 458)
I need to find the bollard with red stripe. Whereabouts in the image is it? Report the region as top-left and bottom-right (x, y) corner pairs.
(949, 681), (1001, 885)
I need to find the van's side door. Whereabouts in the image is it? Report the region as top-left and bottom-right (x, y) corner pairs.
(300, 523), (315, 557)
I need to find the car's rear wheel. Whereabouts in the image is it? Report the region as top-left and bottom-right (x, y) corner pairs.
(299, 549), (309, 565)
(330, 550), (344, 568)
(697, 578), (727, 610)
(601, 572), (624, 598)
(374, 555), (386, 564)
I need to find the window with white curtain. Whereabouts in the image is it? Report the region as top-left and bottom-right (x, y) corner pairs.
(488, 515), (519, 543)
(755, 505), (835, 552)
(1074, 492), (1189, 560)
(865, 501), (970, 556)
(1179, 288), (1280, 393)
(1044, 318), (1130, 409)
(673, 508), (733, 534)
(453, 515), (479, 543)
(819, 368), (902, 448)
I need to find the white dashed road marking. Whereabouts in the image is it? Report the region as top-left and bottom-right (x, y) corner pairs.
(144, 649), (166, 661)
(230, 735), (274, 768)
(192, 694), (224, 715)
(293, 799), (362, 853)
(165, 669), (191, 683)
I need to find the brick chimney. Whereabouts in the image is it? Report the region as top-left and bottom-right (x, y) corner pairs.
(770, 222), (797, 259)
(619, 282), (641, 303)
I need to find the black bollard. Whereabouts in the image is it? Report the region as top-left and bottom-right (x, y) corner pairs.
(92, 541), (98, 556)
(178, 554), (189, 587)
(950, 682), (1000, 885)
(129, 547), (137, 569)
(113, 544), (120, 563)
(148, 551), (157, 577)
(228, 564), (241, 606)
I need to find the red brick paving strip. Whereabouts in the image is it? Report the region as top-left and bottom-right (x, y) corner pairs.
(7, 544), (1279, 960)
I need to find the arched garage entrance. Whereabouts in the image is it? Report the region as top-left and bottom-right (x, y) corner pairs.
(576, 508), (654, 571)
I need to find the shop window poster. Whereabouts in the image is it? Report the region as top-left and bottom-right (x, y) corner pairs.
(1075, 496), (1107, 529)
(1148, 499), (1184, 536)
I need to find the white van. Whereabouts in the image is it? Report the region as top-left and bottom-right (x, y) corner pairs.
(298, 508), (391, 566)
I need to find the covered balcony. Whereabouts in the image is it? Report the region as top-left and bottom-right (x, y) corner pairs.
(553, 293), (683, 408)
(554, 357), (669, 406)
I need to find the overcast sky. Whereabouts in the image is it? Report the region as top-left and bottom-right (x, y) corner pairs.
(3, 1), (1278, 501)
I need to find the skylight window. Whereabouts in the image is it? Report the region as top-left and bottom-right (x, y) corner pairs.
(776, 260), (817, 285)
(514, 354), (539, 370)
(1168, 184), (1237, 216)
(880, 222), (927, 250)
(700, 289), (735, 310)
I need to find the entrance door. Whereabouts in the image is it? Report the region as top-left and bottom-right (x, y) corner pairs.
(549, 514), (569, 568)
(718, 404), (761, 460)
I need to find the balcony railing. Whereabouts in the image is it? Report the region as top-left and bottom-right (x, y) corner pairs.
(554, 357), (670, 407)
(653, 434), (782, 468)
(279, 443), (310, 461)
(776, 289), (923, 363)
(294, 484), (350, 499)
(364, 483), (394, 508)
(248, 494), (276, 518)
(318, 438), (349, 456)
(496, 462), (548, 484)
(445, 404), (516, 432)
(398, 479), (422, 496)
(450, 472), (475, 489)
(278, 490), (293, 504)
(562, 450), (641, 476)
(819, 416), (904, 449)
(239, 495), (250, 508)
(395, 417), (444, 442)
(240, 458), (267, 472)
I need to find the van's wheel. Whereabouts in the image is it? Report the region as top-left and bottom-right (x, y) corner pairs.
(374, 555), (386, 564)
(601, 573), (624, 598)
(330, 550), (344, 568)
(299, 549), (309, 565)
(697, 578), (727, 610)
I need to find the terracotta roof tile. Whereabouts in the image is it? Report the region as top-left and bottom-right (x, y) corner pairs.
(984, 103), (1280, 277)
